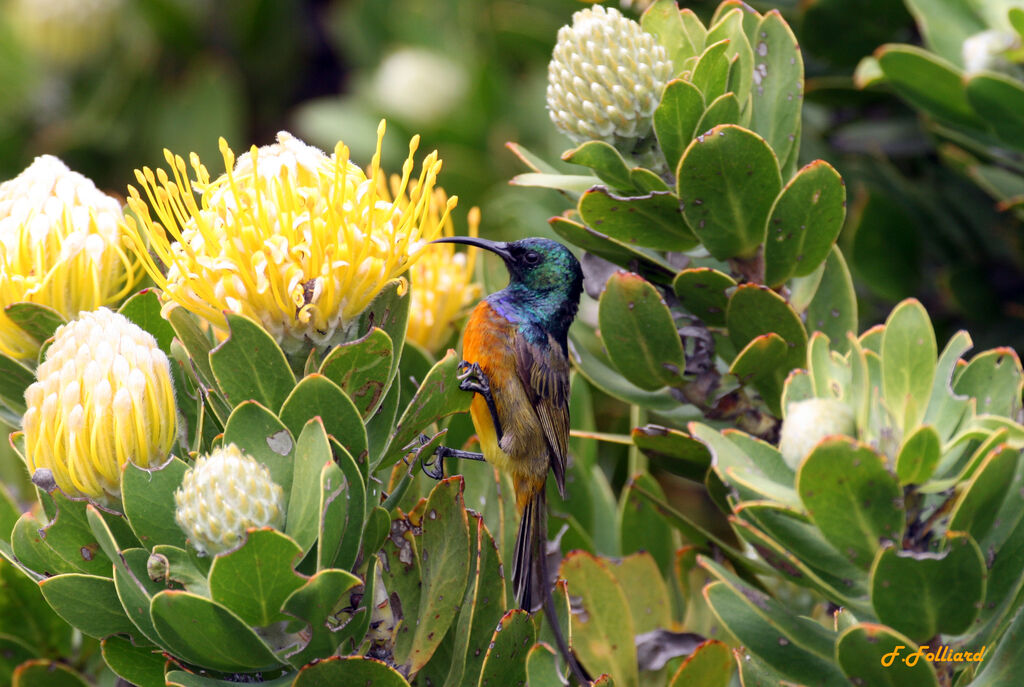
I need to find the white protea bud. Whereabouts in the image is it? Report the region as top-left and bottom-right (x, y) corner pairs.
(546, 5), (673, 149)
(174, 444), (285, 556)
(22, 308), (176, 506)
(962, 29), (1022, 76)
(779, 398), (856, 470)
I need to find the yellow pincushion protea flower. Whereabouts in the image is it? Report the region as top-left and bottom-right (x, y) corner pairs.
(21, 308), (177, 506)
(406, 190), (481, 353)
(0, 155), (140, 360)
(122, 122), (455, 354)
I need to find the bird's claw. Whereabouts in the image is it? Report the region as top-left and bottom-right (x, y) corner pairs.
(457, 360), (490, 394)
(415, 433), (448, 481)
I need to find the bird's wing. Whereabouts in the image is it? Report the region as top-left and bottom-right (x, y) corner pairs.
(514, 332), (571, 498)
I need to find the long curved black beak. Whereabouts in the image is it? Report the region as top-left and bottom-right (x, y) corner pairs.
(431, 236), (513, 262)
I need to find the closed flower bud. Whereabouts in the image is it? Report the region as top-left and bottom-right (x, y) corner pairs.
(174, 444), (285, 556)
(0, 156), (139, 359)
(22, 308), (177, 506)
(778, 398), (856, 470)
(546, 5), (673, 150)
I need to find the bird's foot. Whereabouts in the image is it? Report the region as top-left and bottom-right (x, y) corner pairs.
(456, 361), (504, 442)
(415, 433), (487, 481)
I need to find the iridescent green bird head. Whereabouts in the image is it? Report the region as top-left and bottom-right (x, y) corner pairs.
(431, 236), (584, 343)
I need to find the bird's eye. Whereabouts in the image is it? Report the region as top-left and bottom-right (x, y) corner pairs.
(523, 251), (541, 265)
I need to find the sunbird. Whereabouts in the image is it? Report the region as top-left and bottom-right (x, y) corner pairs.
(421, 235), (587, 680)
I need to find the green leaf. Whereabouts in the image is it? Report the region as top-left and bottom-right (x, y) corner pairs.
(560, 551), (637, 687)
(444, 515), (507, 687)
(0, 353), (33, 415)
(569, 330), (687, 414)
(150, 590), (280, 671)
(971, 598), (1024, 686)
(166, 672), (293, 687)
(11, 499), (111, 577)
(881, 299), (937, 432)
(924, 330), (972, 441)
(0, 635), (37, 687)
(318, 440), (366, 572)
(119, 289), (176, 354)
(902, 0), (985, 66)
(222, 401), (295, 496)
(965, 72), (1024, 149)
(505, 142), (562, 175)
(678, 125), (782, 260)
(101, 636), (167, 687)
(805, 246), (858, 355)
(292, 657), (411, 686)
(562, 141), (635, 191)
(870, 533), (985, 641)
(393, 476), (471, 675)
(378, 350), (474, 471)
(122, 458), (189, 550)
(166, 306), (216, 385)
(631, 425), (711, 482)
(598, 271), (686, 391)
(835, 623), (939, 687)
(667, 639), (733, 687)
(949, 445), (1020, 543)
(606, 552), (673, 634)
(39, 573), (134, 638)
(875, 44), (982, 129)
(525, 643), (562, 687)
(209, 312), (295, 411)
(797, 438), (904, 569)
(4, 303), (64, 346)
(764, 160), (846, 286)
(734, 503), (869, 606)
(579, 188), (697, 252)
(748, 11), (804, 177)
(953, 347), (1023, 418)
(691, 39), (731, 104)
(281, 568), (362, 667)
(690, 423), (798, 508)
(354, 278), (410, 391)
(699, 560), (847, 686)
(284, 419), (333, 555)
(672, 267), (735, 327)
(726, 284), (807, 414)
(654, 79), (705, 172)
(475, 609), (536, 687)
(0, 557), (71, 654)
(695, 92), (741, 135)
(11, 660), (90, 687)
(548, 217), (676, 286)
(208, 529), (305, 627)
(707, 9), (754, 105)
(619, 475), (677, 578)
(642, 0), (703, 73)
(112, 548), (165, 645)
(729, 333), (788, 401)
(152, 545), (209, 596)
(895, 425), (941, 485)
(319, 327), (394, 419)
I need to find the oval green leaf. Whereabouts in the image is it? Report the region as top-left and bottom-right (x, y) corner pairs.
(209, 312), (295, 411)
(579, 188), (697, 252)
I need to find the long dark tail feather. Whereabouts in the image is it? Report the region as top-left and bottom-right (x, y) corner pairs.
(513, 488), (591, 685)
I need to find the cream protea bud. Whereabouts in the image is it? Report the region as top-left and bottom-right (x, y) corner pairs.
(174, 444), (286, 556)
(21, 308), (177, 506)
(546, 5), (673, 149)
(778, 398), (856, 470)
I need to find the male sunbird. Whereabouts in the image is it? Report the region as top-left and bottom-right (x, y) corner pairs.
(421, 236), (587, 679)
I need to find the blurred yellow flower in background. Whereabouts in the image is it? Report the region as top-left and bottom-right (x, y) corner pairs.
(406, 198), (481, 353)
(6, 0), (123, 67)
(0, 155), (140, 360)
(123, 122), (455, 354)
(21, 308), (177, 506)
